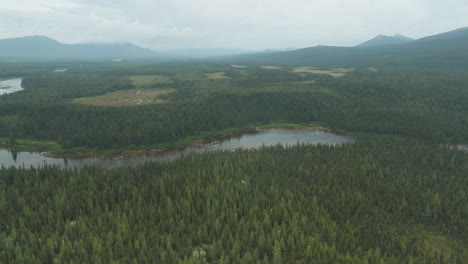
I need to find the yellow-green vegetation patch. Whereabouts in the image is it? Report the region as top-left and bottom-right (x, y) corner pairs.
(74, 89), (174, 107)
(267, 79), (316, 86)
(205, 72), (229, 79)
(292, 67), (353, 77)
(261, 66), (282, 70)
(0, 115), (19, 127)
(258, 122), (329, 131)
(0, 137), (60, 152)
(231, 65), (247, 68)
(409, 233), (459, 263)
(129, 75), (172, 87)
(292, 80), (316, 84)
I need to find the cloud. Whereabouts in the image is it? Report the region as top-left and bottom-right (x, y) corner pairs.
(1, 0), (468, 50)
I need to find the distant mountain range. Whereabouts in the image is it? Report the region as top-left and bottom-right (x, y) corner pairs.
(0, 36), (293, 59)
(0, 36), (157, 59)
(225, 27), (468, 67)
(357, 34), (414, 47)
(1, 27), (468, 64)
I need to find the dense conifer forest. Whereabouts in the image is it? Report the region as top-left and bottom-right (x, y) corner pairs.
(1, 137), (468, 263)
(0, 60), (468, 263)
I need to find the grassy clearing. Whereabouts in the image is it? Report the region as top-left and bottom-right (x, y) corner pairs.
(415, 233), (460, 262)
(0, 115), (19, 128)
(231, 65), (247, 68)
(73, 89), (174, 107)
(261, 66), (282, 70)
(257, 121), (330, 131)
(205, 72), (229, 79)
(396, 230), (468, 264)
(129, 75), (172, 87)
(292, 80), (315, 84)
(0, 138), (61, 152)
(291, 67), (353, 77)
(267, 80), (316, 85)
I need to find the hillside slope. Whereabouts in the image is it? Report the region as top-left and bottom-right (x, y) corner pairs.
(0, 36), (157, 58)
(223, 27), (468, 67)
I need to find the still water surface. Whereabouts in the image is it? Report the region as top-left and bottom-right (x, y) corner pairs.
(0, 78), (23, 95)
(0, 129), (355, 169)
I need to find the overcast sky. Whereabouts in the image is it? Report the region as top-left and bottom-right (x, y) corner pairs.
(1, 0), (468, 50)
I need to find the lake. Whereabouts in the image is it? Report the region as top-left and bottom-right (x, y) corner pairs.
(0, 129), (355, 169)
(0, 78), (23, 95)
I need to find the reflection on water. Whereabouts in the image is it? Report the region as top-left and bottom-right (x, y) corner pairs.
(0, 129), (355, 169)
(0, 78), (23, 95)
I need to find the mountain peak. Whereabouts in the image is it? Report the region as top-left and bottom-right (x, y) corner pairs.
(357, 34), (414, 47)
(24, 35), (53, 39)
(393, 34), (413, 40)
(15, 35), (58, 42)
(7, 35), (59, 43)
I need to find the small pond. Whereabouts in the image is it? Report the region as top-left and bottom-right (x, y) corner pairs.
(0, 78), (23, 95)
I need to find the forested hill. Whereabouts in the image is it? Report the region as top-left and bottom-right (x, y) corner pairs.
(357, 34), (414, 47)
(0, 36), (158, 59)
(221, 27), (468, 67)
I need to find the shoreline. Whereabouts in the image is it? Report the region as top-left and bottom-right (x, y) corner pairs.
(1, 122), (332, 160)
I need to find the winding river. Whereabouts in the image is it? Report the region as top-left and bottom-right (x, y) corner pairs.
(0, 129), (355, 169)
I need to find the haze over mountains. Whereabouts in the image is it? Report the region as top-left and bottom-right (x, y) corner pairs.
(357, 34), (414, 47)
(0, 36), (283, 59)
(0, 27), (467, 64)
(0, 36), (156, 59)
(226, 27), (468, 66)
